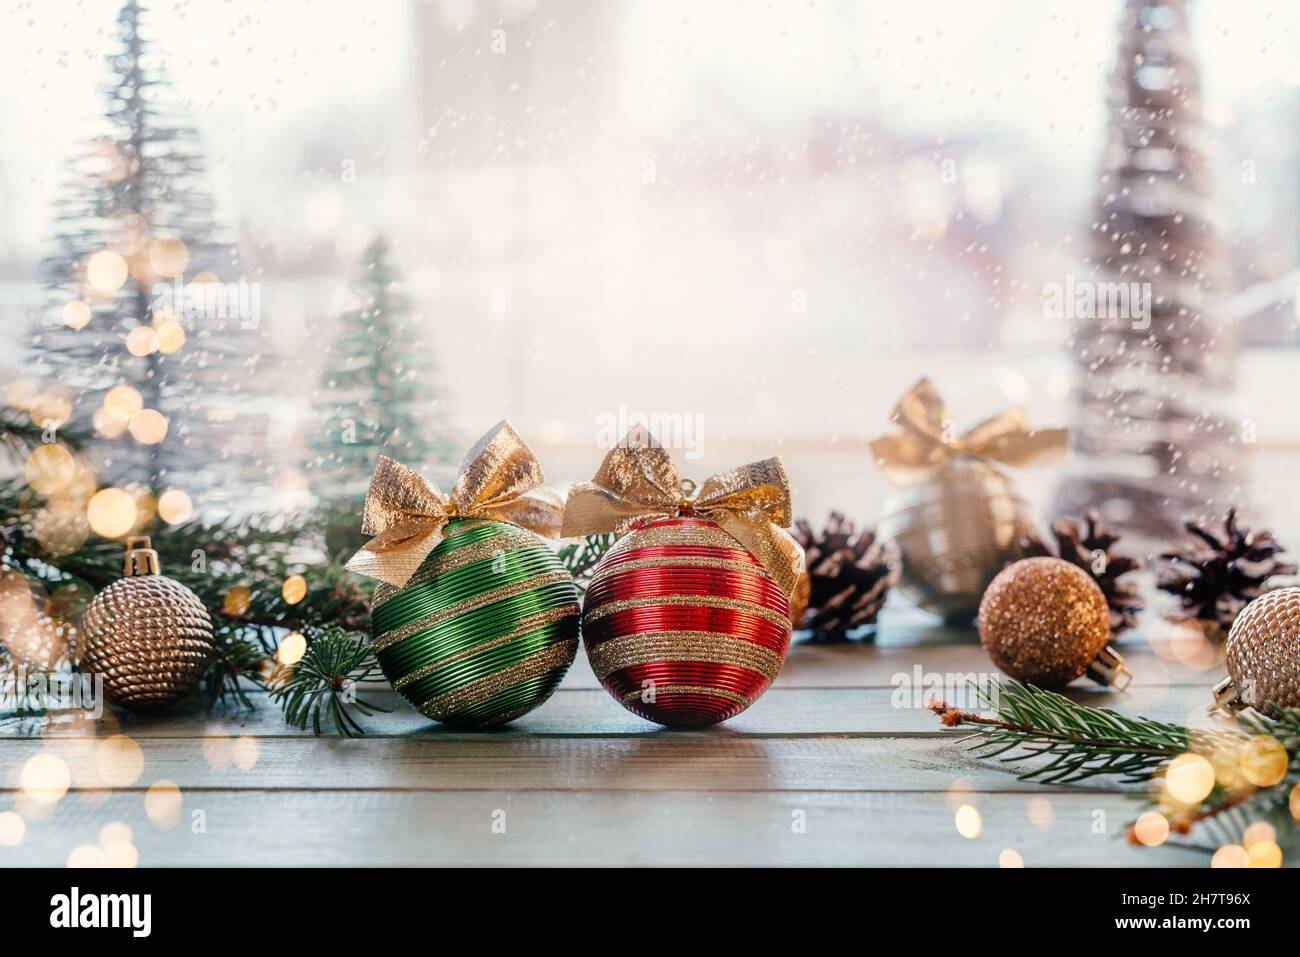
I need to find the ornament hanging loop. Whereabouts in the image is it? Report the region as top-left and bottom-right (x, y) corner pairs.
(676, 478), (697, 514)
(123, 536), (161, 577)
(1210, 676), (1242, 714)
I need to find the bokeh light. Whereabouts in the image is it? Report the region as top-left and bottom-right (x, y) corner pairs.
(148, 237), (189, 277)
(998, 848), (1024, 868)
(86, 250), (129, 292)
(1211, 844), (1249, 868)
(223, 585), (251, 617)
(1164, 753), (1216, 806)
(86, 488), (137, 538)
(0, 812), (25, 847)
(62, 300), (92, 330)
(5, 379), (38, 410)
(102, 384), (143, 420)
(1026, 796), (1055, 831)
(25, 444), (77, 496)
(276, 632), (307, 666)
(20, 753), (71, 805)
(158, 489), (194, 524)
(155, 318), (186, 354)
(125, 325), (159, 357)
(67, 844), (106, 868)
(232, 736), (260, 771)
(128, 409), (168, 445)
(144, 780), (182, 830)
(282, 575), (307, 605)
(1247, 841), (1282, 868)
(96, 735), (144, 788)
(1239, 735), (1288, 787)
(954, 804), (981, 839)
(1132, 811), (1169, 847)
(28, 390), (73, 429)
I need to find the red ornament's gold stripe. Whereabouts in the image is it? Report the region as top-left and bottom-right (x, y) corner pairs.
(391, 603), (580, 691)
(594, 554), (770, 579)
(584, 593), (791, 631)
(373, 570), (574, 652)
(618, 684), (751, 708)
(586, 631), (784, 683)
(416, 639), (578, 721)
(610, 522), (746, 555)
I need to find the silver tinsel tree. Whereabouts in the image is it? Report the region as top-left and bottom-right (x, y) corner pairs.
(29, 0), (268, 507)
(305, 236), (454, 506)
(1056, 0), (1243, 537)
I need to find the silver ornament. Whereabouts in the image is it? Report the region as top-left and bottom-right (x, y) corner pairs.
(877, 454), (1038, 622)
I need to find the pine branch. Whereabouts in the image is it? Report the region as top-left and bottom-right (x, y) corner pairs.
(557, 533), (616, 595)
(0, 410), (86, 464)
(199, 633), (269, 709)
(930, 680), (1300, 846)
(269, 629), (389, 737)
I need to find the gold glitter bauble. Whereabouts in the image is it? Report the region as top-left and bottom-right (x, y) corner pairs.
(978, 557), (1117, 687)
(80, 537), (214, 711)
(1221, 588), (1300, 715)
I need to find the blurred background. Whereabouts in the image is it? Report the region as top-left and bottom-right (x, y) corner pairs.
(1, 0), (1297, 538)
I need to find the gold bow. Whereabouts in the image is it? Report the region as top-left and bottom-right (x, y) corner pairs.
(870, 377), (1069, 485)
(562, 428), (805, 597)
(345, 421), (563, 588)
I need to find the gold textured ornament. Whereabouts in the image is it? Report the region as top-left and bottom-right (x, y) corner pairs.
(871, 378), (1069, 622)
(80, 536), (215, 711)
(1213, 587), (1300, 716)
(978, 557), (1129, 688)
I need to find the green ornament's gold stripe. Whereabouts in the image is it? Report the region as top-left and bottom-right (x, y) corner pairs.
(417, 639), (578, 721)
(374, 570), (575, 652)
(586, 631), (784, 683)
(390, 603), (579, 691)
(598, 555), (767, 578)
(373, 553), (567, 632)
(584, 593), (791, 631)
(620, 684), (751, 708)
(372, 519), (534, 609)
(450, 670), (564, 728)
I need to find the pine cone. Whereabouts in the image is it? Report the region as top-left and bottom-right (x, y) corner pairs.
(1156, 508), (1296, 635)
(1020, 510), (1144, 637)
(792, 513), (900, 641)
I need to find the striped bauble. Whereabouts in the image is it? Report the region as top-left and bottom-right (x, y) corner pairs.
(370, 518), (580, 728)
(582, 516), (792, 727)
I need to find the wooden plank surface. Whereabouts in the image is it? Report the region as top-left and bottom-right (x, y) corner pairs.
(0, 604), (1233, 867)
(3, 685), (1220, 740)
(2, 789), (1199, 867)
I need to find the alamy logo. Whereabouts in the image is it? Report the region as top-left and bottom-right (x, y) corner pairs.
(49, 887), (151, 937)
(1042, 275), (1151, 330)
(152, 275), (262, 329)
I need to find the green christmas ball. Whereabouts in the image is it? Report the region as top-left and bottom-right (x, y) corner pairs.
(370, 518), (580, 728)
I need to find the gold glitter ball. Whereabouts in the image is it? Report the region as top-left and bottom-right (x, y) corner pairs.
(978, 557), (1110, 686)
(1224, 587), (1300, 714)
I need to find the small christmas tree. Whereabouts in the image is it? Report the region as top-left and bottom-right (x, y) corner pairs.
(1056, 0), (1242, 537)
(306, 237), (453, 507)
(29, 0), (268, 508)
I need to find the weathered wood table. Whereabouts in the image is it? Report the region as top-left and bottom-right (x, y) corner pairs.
(1, 606), (1221, 866)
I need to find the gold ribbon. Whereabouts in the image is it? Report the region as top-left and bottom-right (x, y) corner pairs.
(870, 377), (1069, 485)
(345, 420), (563, 588)
(562, 428), (805, 598)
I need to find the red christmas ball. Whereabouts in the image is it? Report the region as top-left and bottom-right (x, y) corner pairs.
(582, 516), (792, 727)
